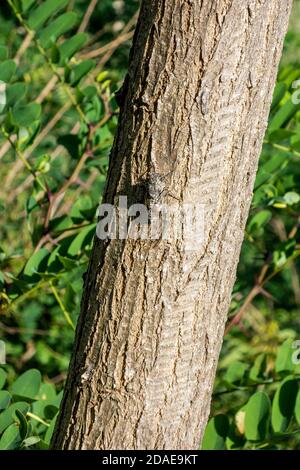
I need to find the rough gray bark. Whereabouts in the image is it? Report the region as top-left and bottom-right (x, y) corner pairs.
(52, 0), (292, 450)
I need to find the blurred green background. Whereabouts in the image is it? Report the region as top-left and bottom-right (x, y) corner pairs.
(0, 0), (299, 450)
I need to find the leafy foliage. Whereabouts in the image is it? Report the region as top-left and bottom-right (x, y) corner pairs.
(0, 367), (61, 449)
(0, 0), (137, 441)
(203, 343), (300, 449)
(0, 0), (137, 379)
(0, 0), (300, 451)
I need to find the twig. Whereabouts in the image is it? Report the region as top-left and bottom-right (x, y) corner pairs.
(264, 139), (300, 158)
(27, 412), (50, 427)
(15, 31), (34, 65)
(225, 250), (300, 334)
(50, 282), (75, 331)
(0, 321), (51, 336)
(77, 0), (98, 33)
(0, 127), (47, 192)
(225, 285), (261, 334)
(44, 150), (91, 230)
(36, 75), (58, 104)
(80, 31), (134, 60)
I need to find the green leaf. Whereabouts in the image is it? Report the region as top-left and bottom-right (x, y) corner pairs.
(14, 409), (28, 440)
(273, 240), (296, 269)
(63, 283), (77, 311)
(11, 369), (41, 400)
(0, 271), (4, 288)
(22, 248), (50, 280)
(275, 339), (296, 374)
(271, 82), (287, 110)
(249, 354), (267, 383)
(50, 44), (60, 64)
(44, 414), (58, 445)
(271, 377), (298, 433)
(28, 0), (69, 31)
(67, 60), (95, 87)
(0, 46), (8, 61)
(291, 139), (300, 152)
(22, 436), (41, 448)
(0, 60), (17, 83)
(25, 195), (39, 217)
(283, 192), (300, 206)
(244, 392), (271, 441)
(202, 415), (229, 450)
(33, 154), (51, 174)
(31, 383), (57, 423)
(67, 223), (96, 257)
(35, 439), (49, 450)
(39, 12), (79, 48)
(0, 423), (21, 450)
(226, 415), (246, 449)
(57, 255), (77, 271)
(44, 404), (58, 420)
(57, 134), (80, 159)
(268, 99), (300, 133)
(85, 95), (103, 122)
(248, 210), (272, 233)
(58, 33), (87, 64)
(0, 391), (11, 410)
(48, 215), (73, 234)
(81, 85), (98, 101)
(18, 0), (36, 13)
(37, 382), (56, 402)
(97, 71), (109, 83)
(0, 402), (29, 434)
(224, 361), (248, 386)
(255, 154), (285, 189)
(17, 121), (41, 149)
(0, 369), (7, 390)
(268, 129), (295, 143)
(55, 390), (63, 408)
(11, 103), (41, 128)
(70, 195), (94, 222)
(6, 82), (27, 107)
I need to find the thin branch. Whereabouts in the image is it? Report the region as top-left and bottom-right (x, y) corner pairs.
(77, 0), (98, 33)
(80, 31), (134, 60)
(15, 31), (34, 65)
(50, 282), (75, 331)
(264, 139), (300, 158)
(36, 75), (58, 104)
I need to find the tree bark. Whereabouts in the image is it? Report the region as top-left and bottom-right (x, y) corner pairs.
(52, 0), (292, 450)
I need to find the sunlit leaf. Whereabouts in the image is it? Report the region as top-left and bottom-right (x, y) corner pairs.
(202, 415), (229, 450)
(28, 0), (68, 31)
(244, 392), (271, 441)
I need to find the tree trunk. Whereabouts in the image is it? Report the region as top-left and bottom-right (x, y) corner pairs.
(52, 0), (292, 450)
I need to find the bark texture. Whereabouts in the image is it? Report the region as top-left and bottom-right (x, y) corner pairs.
(52, 0), (292, 450)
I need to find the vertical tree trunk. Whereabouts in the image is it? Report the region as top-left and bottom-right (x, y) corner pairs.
(52, 0), (292, 450)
